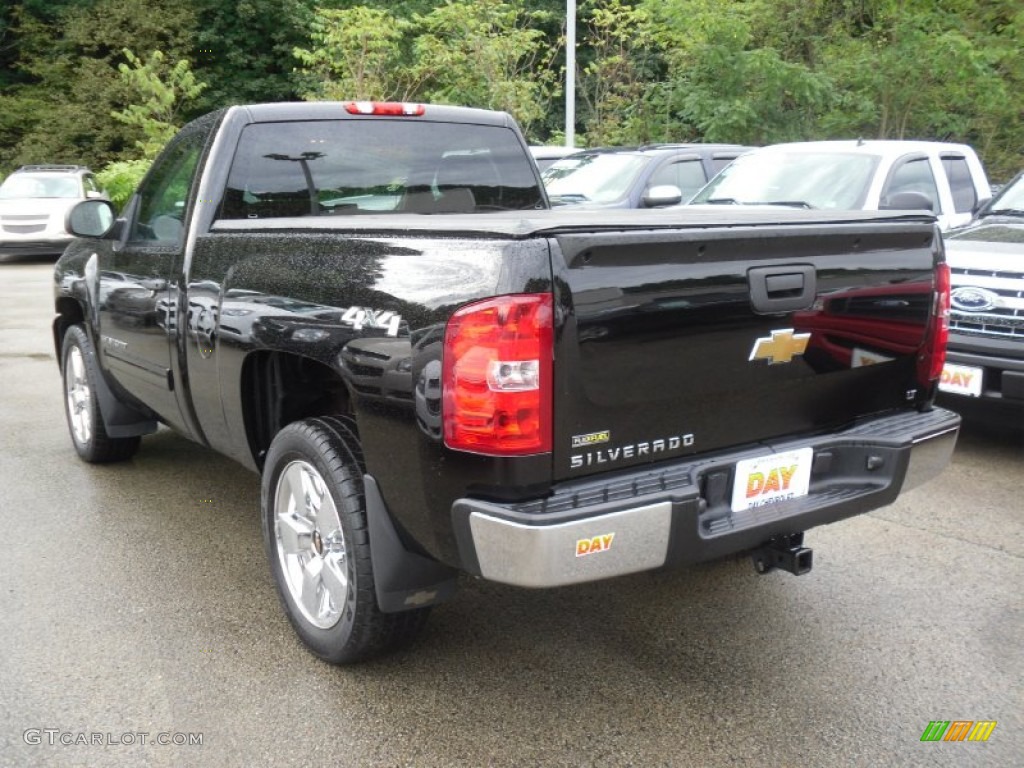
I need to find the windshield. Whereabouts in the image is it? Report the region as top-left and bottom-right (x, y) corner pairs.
(0, 174), (81, 199)
(690, 150), (881, 209)
(986, 174), (1024, 215)
(542, 153), (648, 204)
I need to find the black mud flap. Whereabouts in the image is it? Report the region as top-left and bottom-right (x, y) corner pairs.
(363, 475), (459, 612)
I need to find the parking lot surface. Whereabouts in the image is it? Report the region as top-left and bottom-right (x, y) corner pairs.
(1, 259), (1021, 767)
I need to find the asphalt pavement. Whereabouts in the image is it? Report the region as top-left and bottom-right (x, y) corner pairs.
(1, 258), (1021, 767)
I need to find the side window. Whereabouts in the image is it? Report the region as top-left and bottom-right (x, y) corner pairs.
(649, 159), (707, 201)
(883, 157), (940, 212)
(941, 156), (977, 213)
(129, 132), (205, 244)
(83, 175), (100, 196)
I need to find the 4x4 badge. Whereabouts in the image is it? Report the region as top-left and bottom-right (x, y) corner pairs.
(749, 329), (810, 365)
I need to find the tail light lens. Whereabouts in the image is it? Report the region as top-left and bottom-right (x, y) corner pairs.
(443, 294), (553, 455)
(918, 262), (951, 385)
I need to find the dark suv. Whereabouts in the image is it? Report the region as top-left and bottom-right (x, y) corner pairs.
(541, 144), (754, 208)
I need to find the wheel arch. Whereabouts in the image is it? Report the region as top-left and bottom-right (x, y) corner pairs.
(244, 357), (459, 615)
(53, 296), (86, 367)
(240, 349), (355, 471)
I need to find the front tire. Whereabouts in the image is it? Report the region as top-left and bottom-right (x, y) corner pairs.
(61, 325), (141, 463)
(261, 416), (429, 664)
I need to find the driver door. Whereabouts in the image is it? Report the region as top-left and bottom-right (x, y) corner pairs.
(96, 126), (208, 433)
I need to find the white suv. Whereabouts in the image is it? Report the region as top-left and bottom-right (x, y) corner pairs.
(689, 140), (990, 231)
(0, 165), (107, 258)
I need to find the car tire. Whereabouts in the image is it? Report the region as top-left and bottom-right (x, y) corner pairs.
(261, 416), (430, 664)
(61, 325), (141, 463)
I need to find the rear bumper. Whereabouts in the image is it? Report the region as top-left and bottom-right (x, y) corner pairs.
(943, 333), (1024, 404)
(452, 407), (960, 588)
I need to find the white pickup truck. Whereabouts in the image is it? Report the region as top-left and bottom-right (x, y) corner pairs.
(690, 140), (991, 232)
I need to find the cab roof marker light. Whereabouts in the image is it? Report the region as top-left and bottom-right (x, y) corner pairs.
(343, 102), (426, 116)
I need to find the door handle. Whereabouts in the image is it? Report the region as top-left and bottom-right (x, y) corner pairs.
(748, 265), (816, 313)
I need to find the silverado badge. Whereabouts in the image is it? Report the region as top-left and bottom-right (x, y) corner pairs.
(749, 329), (811, 365)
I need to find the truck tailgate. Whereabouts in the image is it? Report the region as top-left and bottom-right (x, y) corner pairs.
(550, 221), (940, 481)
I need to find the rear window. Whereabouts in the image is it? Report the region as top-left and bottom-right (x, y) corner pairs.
(218, 119), (544, 219)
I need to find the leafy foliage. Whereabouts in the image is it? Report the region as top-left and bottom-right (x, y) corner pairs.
(96, 158), (152, 210)
(0, 0), (197, 173)
(412, 0), (560, 138)
(293, 1), (560, 139)
(111, 49), (208, 158)
(575, 0), (660, 146)
(0, 0), (1021, 181)
(191, 0), (314, 109)
(293, 7), (417, 101)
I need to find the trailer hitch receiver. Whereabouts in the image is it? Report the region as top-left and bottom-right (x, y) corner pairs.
(752, 532), (813, 576)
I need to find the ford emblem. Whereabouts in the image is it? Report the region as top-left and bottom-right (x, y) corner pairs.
(950, 286), (998, 312)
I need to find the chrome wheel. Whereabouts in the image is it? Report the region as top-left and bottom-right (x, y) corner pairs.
(65, 345), (92, 446)
(273, 459), (349, 629)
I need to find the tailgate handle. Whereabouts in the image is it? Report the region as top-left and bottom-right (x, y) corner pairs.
(749, 265), (816, 313)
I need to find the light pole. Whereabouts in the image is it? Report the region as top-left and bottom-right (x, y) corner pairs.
(566, 0), (576, 149)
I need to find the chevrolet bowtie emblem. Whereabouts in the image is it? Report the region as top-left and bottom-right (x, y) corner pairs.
(403, 590), (438, 607)
(749, 329), (811, 364)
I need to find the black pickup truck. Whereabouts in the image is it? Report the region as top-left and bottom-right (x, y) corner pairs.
(54, 102), (960, 663)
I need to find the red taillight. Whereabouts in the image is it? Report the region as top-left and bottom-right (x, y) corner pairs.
(442, 294), (553, 456)
(919, 262), (951, 385)
(343, 101), (425, 116)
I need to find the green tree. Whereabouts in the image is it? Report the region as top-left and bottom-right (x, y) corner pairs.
(112, 49), (208, 158)
(576, 0), (663, 146)
(2, 0), (1020, 182)
(95, 158), (152, 211)
(96, 47), (208, 210)
(293, 6), (419, 101)
(413, 0), (560, 139)
(642, 0), (833, 144)
(0, 0), (197, 173)
(818, 0), (1024, 179)
(192, 0), (315, 109)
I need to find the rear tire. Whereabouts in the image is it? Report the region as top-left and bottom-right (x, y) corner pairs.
(261, 416), (430, 664)
(61, 325), (141, 463)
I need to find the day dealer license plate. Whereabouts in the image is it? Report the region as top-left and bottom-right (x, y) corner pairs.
(938, 362), (983, 397)
(731, 448), (813, 512)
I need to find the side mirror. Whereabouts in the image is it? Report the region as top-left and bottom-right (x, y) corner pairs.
(643, 184), (683, 208)
(880, 191), (934, 212)
(66, 199), (117, 238)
